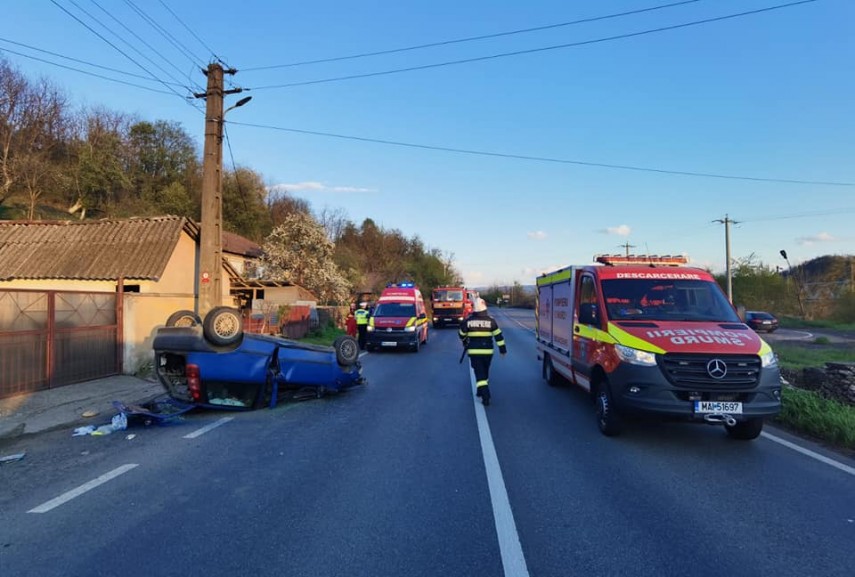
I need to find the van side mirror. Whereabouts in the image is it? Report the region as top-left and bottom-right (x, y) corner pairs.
(579, 303), (598, 325)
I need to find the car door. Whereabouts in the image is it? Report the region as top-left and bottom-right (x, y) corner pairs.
(571, 272), (600, 391)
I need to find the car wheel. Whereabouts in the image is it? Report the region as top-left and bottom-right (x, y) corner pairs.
(595, 380), (622, 437)
(333, 335), (359, 366)
(203, 306), (243, 346)
(725, 418), (764, 440)
(544, 357), (560, 387)
(412, 336), (420, 353)
(166, 310), (201, 327)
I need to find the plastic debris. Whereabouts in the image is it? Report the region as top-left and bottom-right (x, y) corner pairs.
(111, 413), (128, 431)
(126, 434), (136, 440)
(73, 425), (97, 436)
(81, 410), (99, 418)
(0, 452), (26, 464)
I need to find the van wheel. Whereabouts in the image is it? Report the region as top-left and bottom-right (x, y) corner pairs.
(725, 418), (764, 440)
(166, 310), (201, 327)
(595, 380), (622, 437)
(412, 336), (421, 353)
(543, 357), (560, 387)
(203, 306), (243, 346)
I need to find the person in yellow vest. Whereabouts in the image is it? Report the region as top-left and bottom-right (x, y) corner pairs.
(354, 301), (370, 350)
(458, 298), (506, 406)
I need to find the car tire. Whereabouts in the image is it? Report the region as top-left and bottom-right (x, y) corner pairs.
(333, 335), (359, 366)
(203, 306), (243, 347)
(595, 380), (622, 437)
(725, 418), (764, 440)
(166, 310), (201, 327)
(544, 357), (561, 387)
(412, 336), (420, 353)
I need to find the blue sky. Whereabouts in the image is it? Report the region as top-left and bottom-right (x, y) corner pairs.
(2, 0), (853, 286)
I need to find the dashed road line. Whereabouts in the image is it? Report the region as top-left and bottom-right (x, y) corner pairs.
(183, 416), (234, 439)
(28, 464), (139, 513)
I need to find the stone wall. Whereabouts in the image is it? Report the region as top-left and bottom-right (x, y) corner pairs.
(781, 363), (855, 406)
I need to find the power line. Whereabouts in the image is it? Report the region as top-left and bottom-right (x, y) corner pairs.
(228, 120), (853, 187)
(49, 0), (196, 105)
(65, 0), (193, 92)
(88, 0), (204, 92)
(249, 0), (819, 91)
(740, 207), (855, 223)
(224, 124), (250, 213)
(0, 36), (186, 86)
(242, 0), (704, 72)
(123, 0), (207, 70)
(0, 46), (177, 95)
(156, 0), (223, 65)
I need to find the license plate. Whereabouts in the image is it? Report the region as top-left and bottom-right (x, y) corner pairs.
(695, 401), (743, 414)
(381, 341), (396, 347)
(762, 320), (771, 324)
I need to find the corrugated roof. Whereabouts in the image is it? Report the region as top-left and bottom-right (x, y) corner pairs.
(0, 216), (194, 281)
(223, 231), (263, 258)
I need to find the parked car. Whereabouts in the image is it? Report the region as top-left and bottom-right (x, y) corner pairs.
(745, 311), (779, 333)
(154, 307), (363, 409)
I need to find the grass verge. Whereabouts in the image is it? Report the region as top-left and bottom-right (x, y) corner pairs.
(773, 343), (853, 370)
(778, 317), (855, 332)
(298, 324), (347, 346)
(774, 387), (855, 451)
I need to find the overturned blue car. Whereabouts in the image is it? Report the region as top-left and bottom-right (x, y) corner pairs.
(153, 307), (363, 410)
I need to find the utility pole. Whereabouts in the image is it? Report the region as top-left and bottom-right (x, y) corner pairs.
(713, 215), (739, 303)
(619, 241), (636, 257)
(194, 63), (243, 318)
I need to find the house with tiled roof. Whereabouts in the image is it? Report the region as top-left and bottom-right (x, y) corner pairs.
(0, 216), (313, 399)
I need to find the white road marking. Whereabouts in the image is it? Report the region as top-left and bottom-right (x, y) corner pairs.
(28, 464), (139, 513)
(761, 432), (855, 477)
(183, 416), (234, 439)
(468, 367), (531, 577)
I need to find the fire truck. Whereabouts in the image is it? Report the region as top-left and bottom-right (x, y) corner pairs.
(535, 255), (782, 440)
(430, 286), (474, 327)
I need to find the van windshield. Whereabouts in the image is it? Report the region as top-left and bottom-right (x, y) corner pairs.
(433, 290), (463, 302)
(373, 303), (416, 317)
(601, 279), (740, 322)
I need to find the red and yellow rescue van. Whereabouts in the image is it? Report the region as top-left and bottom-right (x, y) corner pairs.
(535, 255), (781, 439)
(366, 283), (429, 352)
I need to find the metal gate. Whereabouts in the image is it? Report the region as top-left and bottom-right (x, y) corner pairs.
(0, 289), (121, 399)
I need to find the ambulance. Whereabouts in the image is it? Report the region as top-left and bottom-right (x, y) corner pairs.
(535, 255), (781, 440)
(366, 282), (429, 352)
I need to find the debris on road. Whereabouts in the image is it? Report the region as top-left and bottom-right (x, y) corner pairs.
(0, 452), (26, 465)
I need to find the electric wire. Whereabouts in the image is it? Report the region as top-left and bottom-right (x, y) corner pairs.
(249, 0), (819, 91)
(0, 46), (177, 95)
(123, 0), (207, 70)
(243, 0), (704, 72)
(49, 0), (198, 107)
(740, 207), (855, 223)
(224, 124), (251, 213)
(156, 0), (223, 65)
(228, 121), (853, 187)
(89, 0), (205, 92)
(0, 36), (186, 86)
(65, 0), (194, 92)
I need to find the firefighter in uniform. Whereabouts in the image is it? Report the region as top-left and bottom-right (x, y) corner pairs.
(354, 301), (370, 350)
(459, 298), (506, 406)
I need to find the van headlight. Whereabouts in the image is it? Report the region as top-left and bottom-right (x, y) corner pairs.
(615, 344), (657, 366)
(761, 350), (778, 368)
(404, 326), (416, 332)
(366, 325), (374, 332)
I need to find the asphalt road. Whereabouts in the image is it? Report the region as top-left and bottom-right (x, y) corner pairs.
(1, 309), (853, 577)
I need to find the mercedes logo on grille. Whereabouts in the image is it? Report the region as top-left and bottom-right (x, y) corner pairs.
(706, 358), (728, 379)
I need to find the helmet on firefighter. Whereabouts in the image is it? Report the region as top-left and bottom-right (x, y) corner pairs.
(473, 298), (487, 313)
(359, 301), (368, 309)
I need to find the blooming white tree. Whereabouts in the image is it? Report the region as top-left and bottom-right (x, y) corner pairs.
(260, 212), (352, 304)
